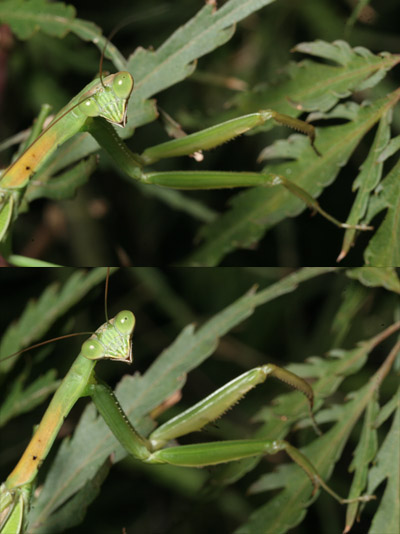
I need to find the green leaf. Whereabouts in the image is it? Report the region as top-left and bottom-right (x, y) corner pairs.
(367, 390), (400, 534)
(374, 393), (399, 428)
(339, 110), (392, 260)
(330, 281), (369, 347)
(377, 134), (400, 161)
(233, 40), (400, 115)
(363, 159), (400, 266)
(236, 402), (358, 533)
(346, 267), (400, 293)
(126, 0), (277, 117)
(344, 395), (379, 532)
(0, 0), (126, 69)
(0, 0), (76, 39)
(0, 369), (59, 427)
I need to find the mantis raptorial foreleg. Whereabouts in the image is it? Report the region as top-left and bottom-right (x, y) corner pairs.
(88, 363), (371, 506)
(148, 365), (320, 449)
(86, 113), (372, 232)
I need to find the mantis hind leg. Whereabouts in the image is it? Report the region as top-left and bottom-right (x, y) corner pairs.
(145, 439), (373, 505)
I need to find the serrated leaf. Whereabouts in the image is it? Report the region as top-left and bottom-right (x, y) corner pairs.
(0, 0), (76, 39)
(331, 281), (368, 347)
(124, 0), (278, 135)
(0, 369), (59, 427)
(374, 393), (399, 428)
(127, 0), (277, 105)
(296, 40), (380, 66)
(363, 159), (400, 266)
(339, 110), (392, 260)
(367, 391), (399, 534)
(0, 0), (126, 69)
(377, 134), (400, 162)
(346, 267), (400, 293)
(234, 40), (400, 115)
(345, 395), (379, 532)
(186, 91), (400, 266)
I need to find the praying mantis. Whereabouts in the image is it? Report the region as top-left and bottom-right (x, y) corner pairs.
(0, 268), (374, 533)
(0, 55), (372, 264)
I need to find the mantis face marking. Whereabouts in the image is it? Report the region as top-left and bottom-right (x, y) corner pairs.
(78, 71), (134, 127)
(80, 310), (135, 363)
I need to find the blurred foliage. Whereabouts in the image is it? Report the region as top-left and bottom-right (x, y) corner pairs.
(0, 0), (399, 265)
(0, 267), (399, 533)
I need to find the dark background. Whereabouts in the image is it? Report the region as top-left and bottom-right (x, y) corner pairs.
(0, 0), (399, 265)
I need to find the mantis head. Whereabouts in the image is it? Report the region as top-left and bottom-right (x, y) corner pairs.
(80, 310), (135, 363)
(78, 71), (134, 127)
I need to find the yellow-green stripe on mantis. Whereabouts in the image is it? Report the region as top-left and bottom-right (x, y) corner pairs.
(0, 69), (372, 250)
(0, 281), (374, 533)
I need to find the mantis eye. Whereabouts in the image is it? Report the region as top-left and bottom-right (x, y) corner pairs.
(112, 72), (134, 99)
(81, 338), (104, 360)
(114, 310), (135, 335)
(79, 98), (99, 117)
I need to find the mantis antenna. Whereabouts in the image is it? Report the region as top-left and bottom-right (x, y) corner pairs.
(104, 266), (110, 323)
(99, 25), (121, 89)
(98, 7), (168, 86)
(0, 271), (115, 364)
(0, 332), (93, 364)
(0, 271), (118, 365)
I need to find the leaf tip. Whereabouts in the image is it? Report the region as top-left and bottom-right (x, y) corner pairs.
(336, 249), (347, 263)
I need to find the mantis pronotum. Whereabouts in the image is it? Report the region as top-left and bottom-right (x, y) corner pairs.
(0, 269), (374, 533)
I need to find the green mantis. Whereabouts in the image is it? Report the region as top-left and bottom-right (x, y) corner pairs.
(0, 71), (134, 246)
(0, 269), (374, 534)
(0, 62), (372, 263)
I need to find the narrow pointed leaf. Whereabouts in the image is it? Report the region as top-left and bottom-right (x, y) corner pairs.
(363, 159), (400, 266)
(340, 111), (391, 259)
(0, 370), (59, 427)
(367, 391), (400, 534)
(346, 267), (400, 293)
